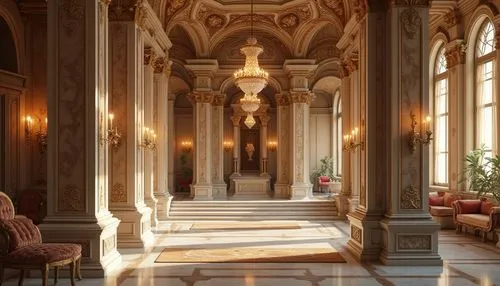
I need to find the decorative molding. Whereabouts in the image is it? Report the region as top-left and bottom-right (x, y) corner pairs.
(392, 0), (430, 7)
(400, 7), (421, 40)
(59, 185), (84, 211)
(352, 0), (367, 20)
(103, 235), (116, 256)
(213, 94), (224, 106)
(187, 91), (214, 104)
(144, 47), (156, 66)
(400, 184), (422, 209)
(443, 8), (461, 29)
(111, 183), (127, 203)
(445, 41), (467, 69)
(228, 14), (277, 28)
(290, 91), (313, 105)
(276, 93), (291, 106)
(153, 57), (165, 73)
(230, 115), (241, 126)
(166, 0), (189, 22)
(351, 225), (362, 244)
(397, 235), (431, 250)
(321, 0), (345, 21)
(260, 114), (270, 126)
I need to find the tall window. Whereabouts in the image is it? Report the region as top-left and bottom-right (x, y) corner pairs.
(433, 47), (449, 185)
(335, 91), (342, 176)
(476, 20), (496, 157)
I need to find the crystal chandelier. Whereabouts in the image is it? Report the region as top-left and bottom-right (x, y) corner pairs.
(234, 0), (268, 129)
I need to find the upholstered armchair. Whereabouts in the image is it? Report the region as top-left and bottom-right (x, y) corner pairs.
(0, 192), (82, 286)
(318, 176), (331, 193)
(452, 199), (500, 241)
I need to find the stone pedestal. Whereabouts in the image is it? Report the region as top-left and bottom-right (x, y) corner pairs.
(40, 0), (121, 276)
(232, 175), (271, 199)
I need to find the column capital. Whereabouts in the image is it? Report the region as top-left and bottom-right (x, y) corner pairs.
(213, 94), (225, 106)
(290, 91), (313, 105)
(109, 0), (145, 24)
(99, 0), (112, 6)
(153, 57), (172, 76)
(185, 59), (219, 90)
(144, 47), (157, 66)
(275, 93), (291, 106)
(260, 114), (270, 126)
(187, 91), (214, 104)
(283, 59), (318, 90)
(444, 40), (467, 69)
(230, 115), (241, 126)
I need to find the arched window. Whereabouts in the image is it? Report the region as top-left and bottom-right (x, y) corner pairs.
(433, 47), (448, 185)
(334, 90), (342, 176)
(475, 19), (496, 157)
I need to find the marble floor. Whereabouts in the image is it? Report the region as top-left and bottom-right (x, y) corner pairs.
(3, 220), (500, 286)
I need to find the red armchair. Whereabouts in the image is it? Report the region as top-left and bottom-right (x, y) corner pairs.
(318, 176), (331, 193)
(0, 192), (82, 286)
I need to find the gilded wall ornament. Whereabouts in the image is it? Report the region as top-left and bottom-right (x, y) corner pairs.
(444, 42), (467, 69)
(400, 184), (422, 209)
(398, 235), (431, 250)
(400, 7), (421, 39)
(206, 14), (225, 29)
(279, 13), (299, 29)
(351, 225), (362, 244)
(322, 0), (344, 21)
(111, 183), (127, 203)
(60, 184), (85, 211)
(443, 9), (461, 29)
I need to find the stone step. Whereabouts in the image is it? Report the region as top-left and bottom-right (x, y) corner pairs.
(170, 206), (336, 210)
(166, 215), (343, 221)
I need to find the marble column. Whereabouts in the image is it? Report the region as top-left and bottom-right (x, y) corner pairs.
(143, 48), (158, 228)
(167, 94), (175, 195)
(107, 17), (153, 248)
(231, 115), (241, 175)
(283, 59), (318, 200)
(348, 2), (440, 265)
(212, 94), (227, 198)
(274, 93), (290, 198)
(444, 40), (466, 191)
(348, 61), (361, 211)
(39, 0), (121, 276)
(260, 115), (270, 175)
(188, 91), (214, 200)
(153, 58), (171, 216)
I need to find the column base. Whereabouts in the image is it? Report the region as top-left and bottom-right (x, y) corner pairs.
(274, 184), (289, 198)
(379, 217), (442, 266)
(155, 192), (169, 218)
(112, 205), (155, 248)
(192, 184), (214, 200)
(290, 183), (312, 200)
(346, 210), (384, 262)
(144, 197), (158, 228)
(212, 182), (228, 199)
(38, 213), (122, 277)
(334, 195), (350, 219)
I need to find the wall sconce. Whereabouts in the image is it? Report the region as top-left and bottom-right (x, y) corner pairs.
(408, 111), (432, 152)
(140, 127), (157, 151)
(25, 115), (48, 153)
(342, 127), (364, 153)
(181, 140), (193, 153)
(223, 141), (233, 152)
(100, 113), (122, 149)
(267, 140), (277, 152)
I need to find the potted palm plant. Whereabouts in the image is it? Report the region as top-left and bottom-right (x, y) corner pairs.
(462, 145), (500, 202)
(310, 156), (341, 193)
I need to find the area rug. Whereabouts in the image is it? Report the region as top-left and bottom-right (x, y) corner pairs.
(190, 223), (301, 231)
(155, 247), (346, 263)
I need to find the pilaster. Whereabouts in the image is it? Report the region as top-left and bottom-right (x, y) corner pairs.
(153, 58), (171, 216)
(378, 1), (441, 265)
(212, 94), (227, 198)
(143, 47), (158, 228)
(40, 0), (121, 276)
(274, 93), (290, 198)
(107, 16), (153, 249)
(444, 40), (466, 191)
(283, 59), (318, 200)
(167, 94), (176, 195)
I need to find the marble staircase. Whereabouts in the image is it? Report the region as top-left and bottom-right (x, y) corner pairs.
(167, 199), (340, 221)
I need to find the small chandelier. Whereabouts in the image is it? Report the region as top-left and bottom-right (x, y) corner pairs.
(244, 113), (256, 129)
(234, 0), (268, 129)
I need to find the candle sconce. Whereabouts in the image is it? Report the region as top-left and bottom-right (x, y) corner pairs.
(267, 140), (277, 152)
(342, 127), (364, 153)
(140, 127), (157, 151)
(223, 141), (233, 152)
(25, 115), (48, 154)
(181, 140), (193, 153)
(408, 111), (432, 153)
(100, 113), (122, 149)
